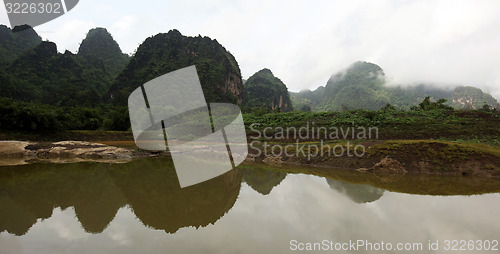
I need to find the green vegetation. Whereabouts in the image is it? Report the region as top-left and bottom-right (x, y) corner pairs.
(0, 98), (128, 131)
(0, 25), (41, 68)
(322, 61), (390, 111)
(77, 27), (129, 77)
(244, 100), (499, 145)
(410, 96), (453, 111)
(369, 139), (500, 159)
(1, 95), (498, 144)
(243, 68), (293, 112)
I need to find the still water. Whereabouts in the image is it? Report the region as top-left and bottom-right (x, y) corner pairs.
(0, 158), (499, 253)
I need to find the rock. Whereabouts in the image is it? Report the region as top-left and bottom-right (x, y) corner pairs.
(39, 141), (132, 160)
(0, 141), (133, 165)
(0, 141), (31, 157)
(263, 156), (285, 165)
(245, 156), (258, 162)
(372, 157), (407, 174)
(355, 167), (371, 172)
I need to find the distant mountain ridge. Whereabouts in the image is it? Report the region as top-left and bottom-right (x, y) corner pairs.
(0, 26), (129, 106)
(1, 26), (244, 108)
(0, 25), (497, 112)
(291, 61), (500, 111)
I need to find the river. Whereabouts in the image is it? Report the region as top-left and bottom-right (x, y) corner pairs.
(0, 158), (499, 253)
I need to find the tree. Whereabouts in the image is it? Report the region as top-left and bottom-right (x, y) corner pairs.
(412, 96), (454, 111)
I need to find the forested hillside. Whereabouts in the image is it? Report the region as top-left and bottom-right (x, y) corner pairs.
(243, 68), (292, 112)
(0, 26), (129, 106)
(107, 29), (244, 106)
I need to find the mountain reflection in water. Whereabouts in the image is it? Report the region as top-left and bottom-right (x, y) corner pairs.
(0, 158), (241, 235)
(241, 166), (287, 195)
(326, 178), (384, 203)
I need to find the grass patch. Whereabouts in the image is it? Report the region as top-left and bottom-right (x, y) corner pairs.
(371, 140), (500, 158)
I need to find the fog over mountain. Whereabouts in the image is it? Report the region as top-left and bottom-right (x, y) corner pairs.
(1, 0), (499, 100)
(290, 61), (499, 111)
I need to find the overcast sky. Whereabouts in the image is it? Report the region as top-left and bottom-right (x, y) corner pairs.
(1, 0), (499, 100)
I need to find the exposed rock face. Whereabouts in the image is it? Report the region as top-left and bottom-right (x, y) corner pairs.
(224, 72), (244, 103)
(450, 86), (500, 109)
